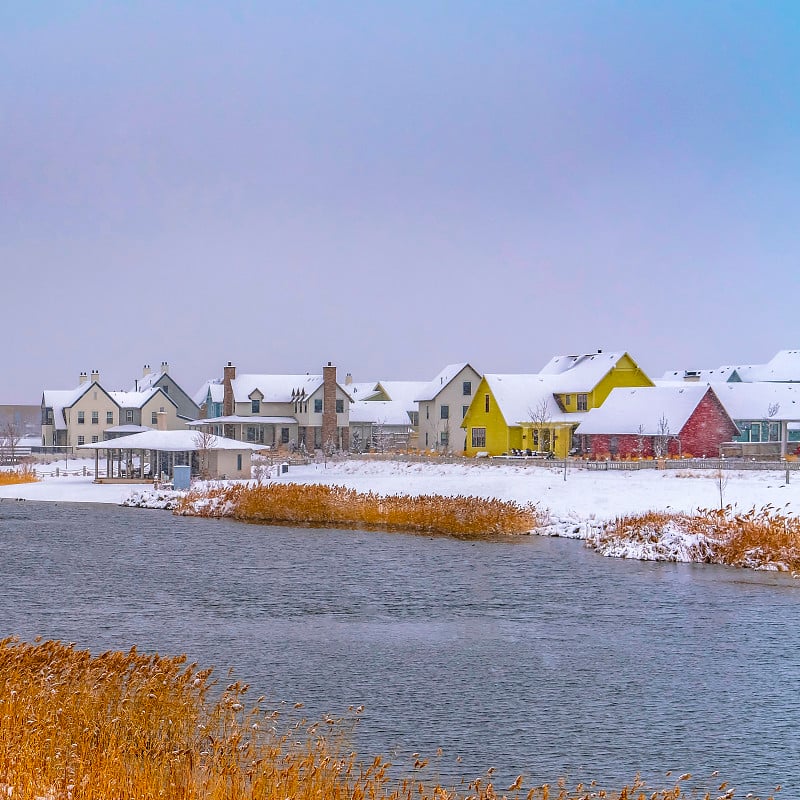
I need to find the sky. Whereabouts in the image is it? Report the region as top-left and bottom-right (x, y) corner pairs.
(2, 1), (799, 402)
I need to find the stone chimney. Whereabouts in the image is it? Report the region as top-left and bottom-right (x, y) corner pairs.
(345, 372), (353, 385)
(161, 361), (169, 375)
(143, 364), (151, 377)
(156, 410), (168, 431)
(78, 371), (88, 385)
(223, 362), (236, 417)
(90, 369), (100, 384)
(322, 362), (337, 449)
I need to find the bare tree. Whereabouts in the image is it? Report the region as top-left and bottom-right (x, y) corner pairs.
(528, 397), (552, 453)
(636, 423), (647, 459)
(653, 414), (671, 458)
(193, 427), (218, 480)
(716, 461), (729, 510)
(0, 420), (21, 465)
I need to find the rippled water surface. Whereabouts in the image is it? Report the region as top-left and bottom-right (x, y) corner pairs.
(2, 500), (799, 795)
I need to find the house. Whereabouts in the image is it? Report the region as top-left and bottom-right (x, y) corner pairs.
(131, 362), (200, 421)
(415, 363), (482, 453)
(462, 351), (653, 458)
(41, 370), (186, 450)
(191, 361), (352, 452)
(575, 385), (739, 459)
(662, 349), (800, 385)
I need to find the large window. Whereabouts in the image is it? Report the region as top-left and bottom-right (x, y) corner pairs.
(462, 381), (472, 396)
(471, 427), (486, 448)
(440, 405), (449, 420)
(577, 394), (588, 411)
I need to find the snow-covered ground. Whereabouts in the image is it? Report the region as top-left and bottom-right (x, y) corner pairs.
(2, 457), (797, 524)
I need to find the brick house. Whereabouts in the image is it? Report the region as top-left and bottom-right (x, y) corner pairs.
(575, 385), (739, 458)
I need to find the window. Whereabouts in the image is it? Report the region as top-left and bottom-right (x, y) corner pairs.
(246, 426), (257, 442)
(126, 410), (133, 423)
(281, 427), (290, 443)
(565, 395), (571, 406)
(91, 435), (98, 443)
(106, 411), (114, 424)
(152, 412), (158, 425)
(462, 405), (469, 419)
(237, 454), (242, 471)
(91, 411), (98, 424)
(440, 431), (449, 446)
(336, 399), (344, 414)
(314, 399), (323, 414)
(251, 399), (260, 414)
(484, 394), (490, 413)
(440, 405), (449, 420)
(426, 405), (429, 420)
(77, 435), (85, 445)
(425, 432), (429, 447)
(471, 427), (486, 448)
(462, 381), (472, 396)
(577, 394), (588, 411)
(409, 411), (419, 426)
(77, 411), (85, 424)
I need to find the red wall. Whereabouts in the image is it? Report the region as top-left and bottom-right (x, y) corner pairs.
(587, 390), (739, 459)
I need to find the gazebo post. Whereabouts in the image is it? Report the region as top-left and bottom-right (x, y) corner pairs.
(94, 448), (99, 481)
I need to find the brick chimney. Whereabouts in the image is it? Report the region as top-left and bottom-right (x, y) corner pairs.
(223, 362), (236, 417)
(322, 362), (337, 449)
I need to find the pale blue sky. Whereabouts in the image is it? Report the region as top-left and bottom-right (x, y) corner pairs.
(3, 2), (799, 401)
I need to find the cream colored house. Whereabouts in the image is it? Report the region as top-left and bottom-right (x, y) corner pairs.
(415, 363), (482, 453)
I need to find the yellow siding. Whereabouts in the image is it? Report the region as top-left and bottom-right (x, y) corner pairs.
(591, 353), (653, 408)
(463, 380), (517, 456)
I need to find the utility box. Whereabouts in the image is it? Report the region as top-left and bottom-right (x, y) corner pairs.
(281, 462), (289, 475)
(173, 465), (191, 490)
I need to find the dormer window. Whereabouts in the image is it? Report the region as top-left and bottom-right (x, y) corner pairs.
(577, 394), (588, 411)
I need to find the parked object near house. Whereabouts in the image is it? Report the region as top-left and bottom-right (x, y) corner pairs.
(415, 363), (482, 453)
(191, 361), (352, 452)
(463, 351), (652, 459)
(575, 385), (739, 459)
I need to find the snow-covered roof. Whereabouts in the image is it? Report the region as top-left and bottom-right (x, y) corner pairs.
(746, 350), (800, 382)
(345, 381), (381, 400)
(704, 382), (800, 421)
(131, 368), (165, 393)
(42, 384), (94, 430)
(415, 363), (476, 402)
(483, 374), (585, 426)
(78, 430), (265, 452)
(538, 351), (629, 392)
(348, 400), (412, 427)
(192, 379), (223, 406)
(231, 373), (324, 403)
(376, 381), (428, 411)
(188, 416), (298, 426)
(108, 386), (175, 409)
(105, 425), (150, 434)
(661, 365), (743, 383)
(576, 385), (715, 435)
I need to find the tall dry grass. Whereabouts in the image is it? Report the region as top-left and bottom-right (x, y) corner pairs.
(175, 482), (542, 537)
(604, 505), (800, 571)
(0, 638), (773, 800)
(0, 465), (38, 486)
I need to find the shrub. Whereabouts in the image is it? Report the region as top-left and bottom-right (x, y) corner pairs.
(0, 465), (38, 486)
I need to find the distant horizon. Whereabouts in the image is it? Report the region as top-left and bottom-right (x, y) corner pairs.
(5, 3), (799, 402)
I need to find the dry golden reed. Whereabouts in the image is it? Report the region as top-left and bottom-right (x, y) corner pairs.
(0, 638), (771, 800)
(605, 505), (800, 571)
(0, 465), (38, 486)
(175, 482), (542, 538)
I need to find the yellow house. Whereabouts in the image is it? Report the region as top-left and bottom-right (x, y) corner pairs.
(462, 351), (653, 458)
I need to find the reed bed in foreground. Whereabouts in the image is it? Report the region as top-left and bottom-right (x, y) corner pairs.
(175, 482), (542, 537)
(0, 638), (774, 800)
(0, 465), (38, 486)
(600, 505), (800, 572)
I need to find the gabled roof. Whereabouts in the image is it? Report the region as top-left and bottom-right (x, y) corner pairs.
(415, 363), (478, 402)
(704, 381), (800, 421)
(661, 366), (743, 383)
(374, 381), (428, 412)
(231, 374), (325, 403)
(108, 386), (177, 410)
(42, 383), (96, 430)
(482, 374), (583, 426)
(538, 351), (633, 392)
(193, 380), (225, 406)
(348, 400), (413, 427)
(747, 349), (800, 382)
(576, 385), (718, 435)
(346, 381), (382, 400)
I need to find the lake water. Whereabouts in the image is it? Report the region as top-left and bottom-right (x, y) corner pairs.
(1, 499), (799, 796)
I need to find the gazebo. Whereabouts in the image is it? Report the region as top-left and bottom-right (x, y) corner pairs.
(78, 429), (266, 483)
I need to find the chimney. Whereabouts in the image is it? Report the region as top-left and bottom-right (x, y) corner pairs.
(223, 362), (236, 417)
(78, 371), (88, 385)
(345, 372), (353, 385)
(143, 364), (151, 377)
(161, 361), (169, 375)
(322, 362), (337, 449)
(156, 410), (168, 431)
(90, 369), (100, 384)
